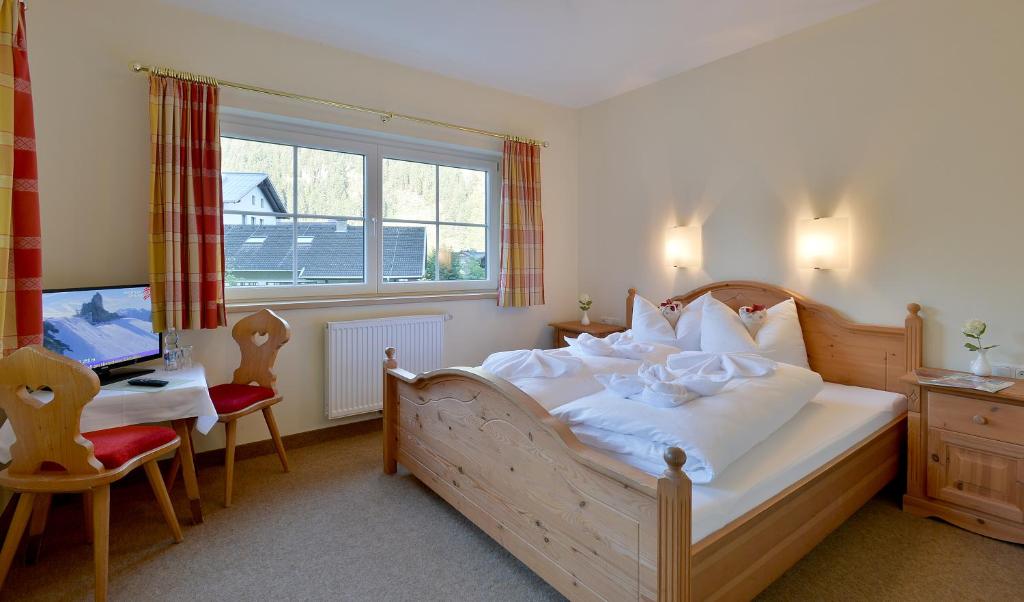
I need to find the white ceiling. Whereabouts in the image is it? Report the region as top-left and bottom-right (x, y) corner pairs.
(158, 0), (879, 108)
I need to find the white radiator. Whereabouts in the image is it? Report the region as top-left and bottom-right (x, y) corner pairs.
(324, 315), (445, 419)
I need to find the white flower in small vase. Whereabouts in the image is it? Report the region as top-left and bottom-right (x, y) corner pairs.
(578, 294), (593, 326)
(962, 319), (998, 376)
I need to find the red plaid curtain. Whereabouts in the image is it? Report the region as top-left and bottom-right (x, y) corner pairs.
(497, 140), (544, 307)
(148, 74), (226, 331)
(0, 0), (41, 355)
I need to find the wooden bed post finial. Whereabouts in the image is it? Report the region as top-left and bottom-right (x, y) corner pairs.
(664, 447), (686, 473)
(626, 288), (638, 329)
(905, 303), (923, 372)
(658, 446), (691, 601)
(383, 347), (399, 474)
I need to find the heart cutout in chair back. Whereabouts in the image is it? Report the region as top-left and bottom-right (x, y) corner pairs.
(252, 331), (270, 347)
(17, 384), (50, 408)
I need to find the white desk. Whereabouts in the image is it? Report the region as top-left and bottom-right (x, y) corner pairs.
(0, 364), (217, 523)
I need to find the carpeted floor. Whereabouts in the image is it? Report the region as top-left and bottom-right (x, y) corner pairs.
(3, 430), (1022, 601)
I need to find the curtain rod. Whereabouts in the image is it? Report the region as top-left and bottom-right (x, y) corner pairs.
(131, 63), (549, 148)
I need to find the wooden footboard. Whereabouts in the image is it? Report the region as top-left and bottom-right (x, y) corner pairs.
(383, 348), (689, 601)
(383, 347), (907, 601)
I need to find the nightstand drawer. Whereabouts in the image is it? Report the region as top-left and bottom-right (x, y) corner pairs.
(928, 392), (1024, 446)
(926, 428), (1024, 522)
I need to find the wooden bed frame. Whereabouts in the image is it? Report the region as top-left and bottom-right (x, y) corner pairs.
(382, 281), (922, 601)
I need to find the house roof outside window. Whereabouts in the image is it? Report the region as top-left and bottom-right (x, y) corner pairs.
(224, 222), (427, 280)
(222, 172), (287, 213)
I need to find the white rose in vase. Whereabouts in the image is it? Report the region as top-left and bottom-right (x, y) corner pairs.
(578, 294), (593, 325)
(962, 319), (986, 339)
(962, 318), (998, 376)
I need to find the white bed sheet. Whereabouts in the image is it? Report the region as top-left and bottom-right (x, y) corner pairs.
(591, 382), (906, 543)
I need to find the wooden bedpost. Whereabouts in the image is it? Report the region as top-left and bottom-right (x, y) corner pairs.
(383, 347), (399, 475)
(626, 288), (637, 329)
(657, 447), (691, 602)
(903, 304), (924, 498)
(905, 303), (923, 372)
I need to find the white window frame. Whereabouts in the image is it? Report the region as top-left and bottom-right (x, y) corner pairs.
(377, 143), (498, 294)
(220, 110), (500, 301)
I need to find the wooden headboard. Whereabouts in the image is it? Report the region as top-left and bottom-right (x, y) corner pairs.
(626, 281), (922, 392)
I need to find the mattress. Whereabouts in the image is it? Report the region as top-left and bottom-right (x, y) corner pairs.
(591, 382), (906, 543)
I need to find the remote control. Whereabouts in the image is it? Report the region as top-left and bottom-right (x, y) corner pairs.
(127, 378), (169, 388)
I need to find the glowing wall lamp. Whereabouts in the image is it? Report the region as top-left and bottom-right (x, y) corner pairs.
(666, 225), (702, 268)
(797, 217), (850, 269)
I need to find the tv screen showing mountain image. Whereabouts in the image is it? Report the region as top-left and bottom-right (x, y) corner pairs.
(42, 285), (161, 369)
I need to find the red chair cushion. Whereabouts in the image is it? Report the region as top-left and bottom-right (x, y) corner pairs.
(209, 383), (276, 415)
(82, 426), (177, 469)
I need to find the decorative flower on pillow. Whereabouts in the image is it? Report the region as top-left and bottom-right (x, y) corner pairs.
(738, 304), (767, 336)
(659, 299), (682, 327)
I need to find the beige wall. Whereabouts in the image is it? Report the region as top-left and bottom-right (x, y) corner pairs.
(31, 0), (579, 451)
(29, 0), (1024, 455)
(578, 0), (1024, 371)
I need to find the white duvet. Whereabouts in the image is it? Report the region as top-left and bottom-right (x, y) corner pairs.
(483, 335), (683, 411)
(482, 338), (824, 484)
(551, 364), (823, 483)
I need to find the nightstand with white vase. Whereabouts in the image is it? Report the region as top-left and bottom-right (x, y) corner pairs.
(902, 368), (1024, 543)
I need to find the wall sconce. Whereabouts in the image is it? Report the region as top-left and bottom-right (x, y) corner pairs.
(797, 217), (850, 269)
(666, 225), (702, 268)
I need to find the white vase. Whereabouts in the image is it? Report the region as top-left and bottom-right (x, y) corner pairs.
(580, 310), (590, 326)
(970, 349), (991, 376)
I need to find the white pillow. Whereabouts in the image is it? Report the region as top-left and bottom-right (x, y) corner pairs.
(673, 294), (706, 350)
(699, 296), (810, 368)
(757, 298), (810, 368)
(631, 293), (706, 350)
(699, 296), (758, 354)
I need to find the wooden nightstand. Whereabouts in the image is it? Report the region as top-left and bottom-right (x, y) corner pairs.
(548, 320), (625, 348)
(902, 368), (1024, 543)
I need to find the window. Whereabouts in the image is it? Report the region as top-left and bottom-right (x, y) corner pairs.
(383, 158), (488, 284)
(220, 112), (498, 299)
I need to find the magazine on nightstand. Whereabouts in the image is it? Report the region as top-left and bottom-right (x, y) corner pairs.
(915, 371), (1015, 394)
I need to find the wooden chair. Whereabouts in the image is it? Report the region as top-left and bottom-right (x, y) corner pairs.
(207, 309), (291, 506)
(0, 346), (183, 601)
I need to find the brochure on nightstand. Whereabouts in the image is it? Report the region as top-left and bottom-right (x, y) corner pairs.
(916, 371), (1014, 394)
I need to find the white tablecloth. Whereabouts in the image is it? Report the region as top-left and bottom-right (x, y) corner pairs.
(0, 364), (218, 464)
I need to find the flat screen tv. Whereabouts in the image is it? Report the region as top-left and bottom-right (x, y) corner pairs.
(42, 284), (162, 384)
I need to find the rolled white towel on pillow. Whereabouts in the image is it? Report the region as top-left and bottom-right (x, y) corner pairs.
(595, 362), (699, 408)
(594, 372), (645, 398)
(666, 351), (776, 376)
(565, 331), (655, 359)
(640, 381), (698, 408)
(594, 351), (777, 407)
(482, 348), (583, 379)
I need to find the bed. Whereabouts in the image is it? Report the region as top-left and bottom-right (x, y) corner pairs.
(382, 281), (922, 601)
